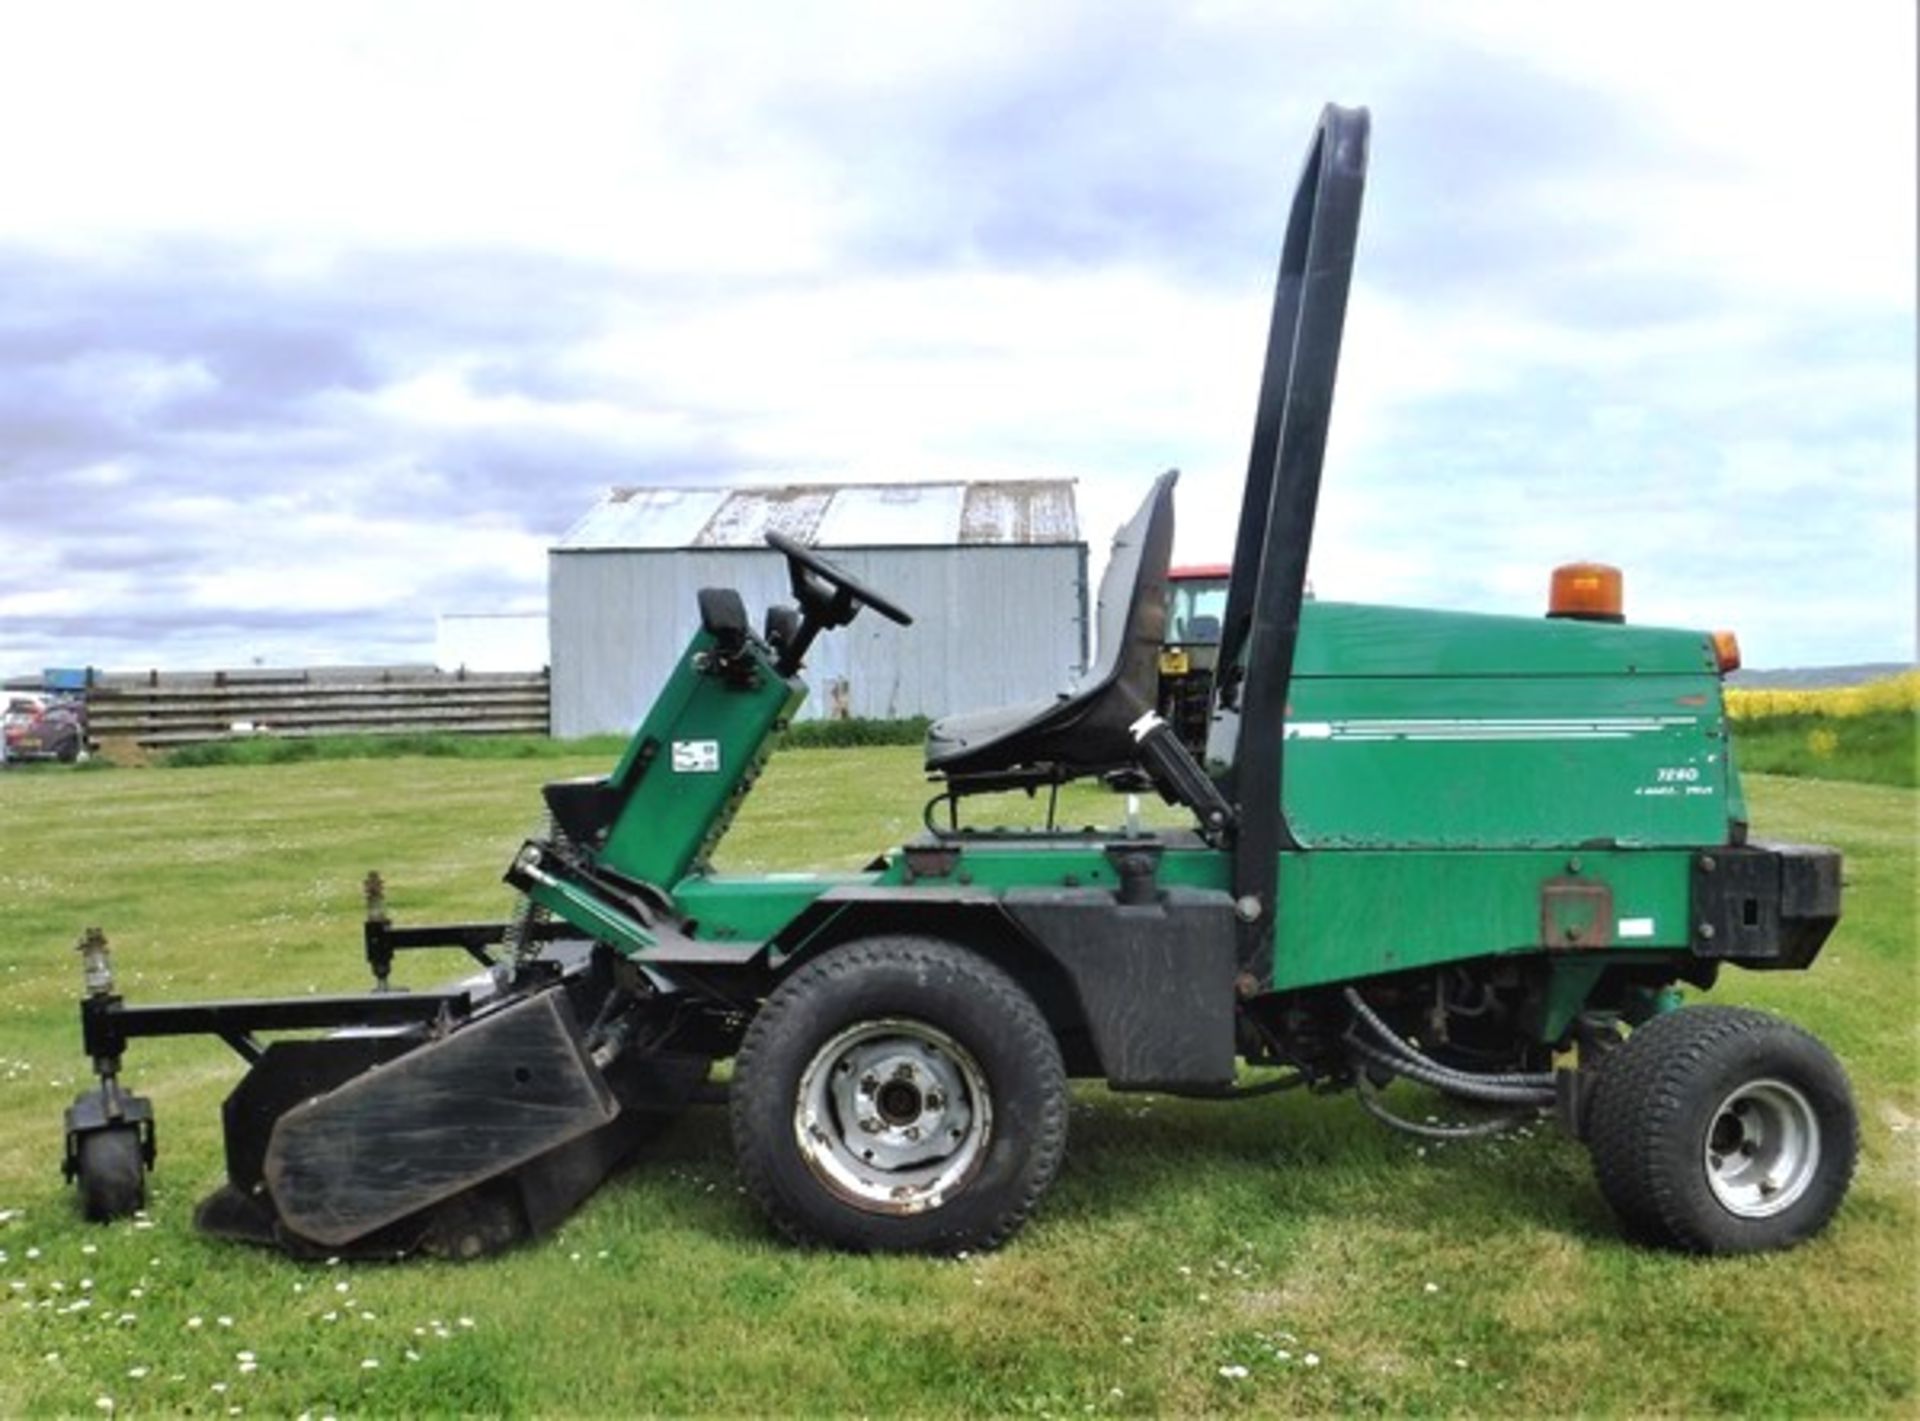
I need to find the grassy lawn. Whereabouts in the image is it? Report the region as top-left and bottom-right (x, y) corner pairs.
(0, 750), (1913, 1416)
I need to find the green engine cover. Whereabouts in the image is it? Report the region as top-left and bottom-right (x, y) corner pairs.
(1282, 602), (1731, 849)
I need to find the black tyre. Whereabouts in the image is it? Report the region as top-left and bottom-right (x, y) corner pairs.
(730, 937), (1067, 1253)
(76, 1127), (147, 1221)
(1587, 1005), (1856, 1254)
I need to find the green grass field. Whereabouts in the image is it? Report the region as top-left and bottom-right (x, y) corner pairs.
(1733, 709), (1916, 788)
(1, 751), (1913, 1416)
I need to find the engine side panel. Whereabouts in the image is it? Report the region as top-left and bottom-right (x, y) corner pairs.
(1268, 848), (1694, 992)
(1278, 602), (1731, 851)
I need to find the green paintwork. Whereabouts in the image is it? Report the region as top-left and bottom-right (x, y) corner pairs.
(870, 842), (1229, 892)
(1284, 603), (1731, 849)
(596, 633), (805, 886)
(1723, 732), (1752, 830)
(1293, 601), (1717, 678)
(1537, 959), (1610, 1042)
(667, 844), (1233, 947)
(1266, 848), (1691, 991)
(540, 593), (1741, 1046)
(1283, 676), (1729, 848)
(662, 838), (1693, 1044)
(672, 873), (874, 942)
(526, 873), (656, 956)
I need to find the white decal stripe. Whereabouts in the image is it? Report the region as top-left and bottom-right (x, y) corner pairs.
(1335, 731), (1643, 741)
(1284, 714), (1700, 743)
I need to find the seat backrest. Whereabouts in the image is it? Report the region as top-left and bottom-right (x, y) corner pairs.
(1081, 469), (1176, 702)
(922, 470), (1177, 781)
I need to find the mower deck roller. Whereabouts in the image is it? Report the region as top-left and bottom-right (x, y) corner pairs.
(63, 103), (1856, 1261)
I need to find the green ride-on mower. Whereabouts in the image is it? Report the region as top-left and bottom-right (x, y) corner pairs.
(63, 104), (1855, 1261)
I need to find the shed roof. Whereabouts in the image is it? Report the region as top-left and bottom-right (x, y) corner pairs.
(555, 480), (1080, 551)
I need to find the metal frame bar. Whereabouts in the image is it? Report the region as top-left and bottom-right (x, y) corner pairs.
(362, 917), (572, 983)
(82, 990), (472, 1063)
(1216, 103), (1371, 982)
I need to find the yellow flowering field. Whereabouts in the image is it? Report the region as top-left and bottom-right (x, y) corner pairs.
(1726, 669), (1920, 721)
(1727, 670), (1916, 787)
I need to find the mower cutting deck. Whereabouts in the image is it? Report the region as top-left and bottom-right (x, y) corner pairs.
(64, 104), (1855, 1260)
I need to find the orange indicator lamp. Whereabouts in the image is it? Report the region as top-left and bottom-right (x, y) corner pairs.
(1547, 562), (1624, 623)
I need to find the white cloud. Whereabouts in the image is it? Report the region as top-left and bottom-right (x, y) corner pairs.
(0, 1), (1910, 677)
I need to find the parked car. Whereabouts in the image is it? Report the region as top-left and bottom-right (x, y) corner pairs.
(3, 693), (87, 763)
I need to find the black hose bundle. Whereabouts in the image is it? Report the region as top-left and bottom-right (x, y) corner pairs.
(1342, 987), (1556, 1139)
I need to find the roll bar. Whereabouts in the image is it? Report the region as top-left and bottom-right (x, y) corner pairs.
(1214, 103), (1370, 982)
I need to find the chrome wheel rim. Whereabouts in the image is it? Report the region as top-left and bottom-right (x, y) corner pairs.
(1703, 1077), (1820, 1219)
(793, 1017), (991, 1215)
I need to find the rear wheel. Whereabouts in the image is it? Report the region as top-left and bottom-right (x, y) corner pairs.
(75, 1127), (146, 1221)
(1587, 1005), (1856, 1254)
(730, 937), (1067, 1253)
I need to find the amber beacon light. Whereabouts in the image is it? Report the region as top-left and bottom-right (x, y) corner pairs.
(1548, 561), (1625, 622)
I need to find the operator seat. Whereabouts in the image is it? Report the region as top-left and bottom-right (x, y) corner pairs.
(924, 470), (1176, 783)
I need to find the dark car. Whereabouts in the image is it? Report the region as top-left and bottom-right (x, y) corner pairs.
(3, 693), (87, 763)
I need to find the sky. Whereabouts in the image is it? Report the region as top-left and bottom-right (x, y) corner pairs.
(0, 1), (1913, 677)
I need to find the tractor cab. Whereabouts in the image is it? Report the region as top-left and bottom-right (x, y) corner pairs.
(1167, 566), (1229, 648)
(1159, 564), (1231, 754)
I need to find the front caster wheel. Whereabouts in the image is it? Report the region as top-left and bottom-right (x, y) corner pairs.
(730, 937), (1067, 1253)
(1587, 1005), (1857, 1254)
(75, 1126), (147, 1222)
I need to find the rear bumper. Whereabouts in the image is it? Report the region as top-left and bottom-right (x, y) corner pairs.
(1690, 841), (1841, 970)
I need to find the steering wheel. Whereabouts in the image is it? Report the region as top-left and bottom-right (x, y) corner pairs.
(765, 531), (913, 627)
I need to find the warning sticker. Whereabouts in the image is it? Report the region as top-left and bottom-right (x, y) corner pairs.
(671, 739), (721, 773)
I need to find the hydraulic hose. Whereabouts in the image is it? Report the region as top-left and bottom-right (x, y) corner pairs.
(1353, 1074), (1538, 1140)
(1343, 988), (1556, 1091)
(1344, 1033), (1554, 1106)
(1340, 986), (1557, 1145)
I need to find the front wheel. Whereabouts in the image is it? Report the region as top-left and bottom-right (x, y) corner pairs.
(730, 937), (1067, 1253)
(75, 1126), (147, 1221)
(1587, 1005), (1857, 1254)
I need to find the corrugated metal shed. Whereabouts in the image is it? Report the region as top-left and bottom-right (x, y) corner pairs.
(558, 480), (1079, 551)
(550, 480), (1087, 736)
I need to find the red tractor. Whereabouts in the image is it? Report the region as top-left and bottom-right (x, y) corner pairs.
(1158, 564), (1230, 753)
